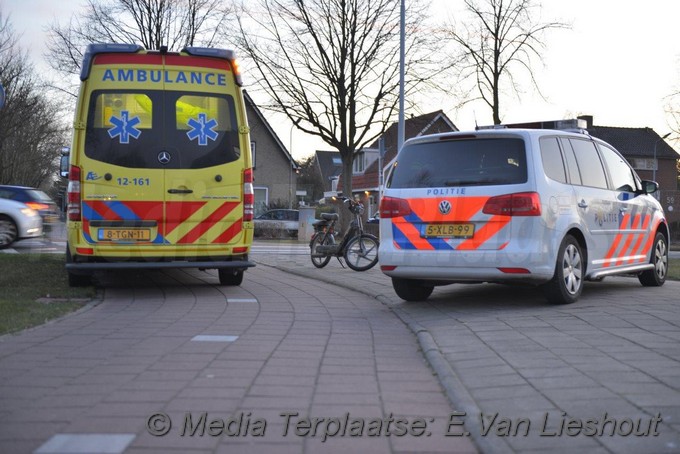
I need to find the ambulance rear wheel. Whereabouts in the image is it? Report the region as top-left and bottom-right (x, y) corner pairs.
(66, 245), (92, 287)
(219, 268), (243, 286)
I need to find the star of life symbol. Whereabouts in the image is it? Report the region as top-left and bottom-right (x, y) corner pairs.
(187, 113), (218, 146)
(108, 111), (141, 144)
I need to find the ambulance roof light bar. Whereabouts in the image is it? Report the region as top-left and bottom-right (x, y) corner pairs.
(80, 43), (144, 81)
(476, 118), (588, 133)
(182, 47), (242, 86)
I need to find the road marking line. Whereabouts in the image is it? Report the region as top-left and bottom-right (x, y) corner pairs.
(35, 434), (136, 454)
(191, 335), (239, 342)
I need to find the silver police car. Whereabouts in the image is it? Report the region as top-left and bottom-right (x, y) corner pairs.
(379, 122), (669, 304)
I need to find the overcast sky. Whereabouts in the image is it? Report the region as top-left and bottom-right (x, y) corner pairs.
(3, 0), (680, 158)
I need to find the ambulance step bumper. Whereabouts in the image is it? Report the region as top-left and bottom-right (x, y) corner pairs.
(66, 260), (255, 271)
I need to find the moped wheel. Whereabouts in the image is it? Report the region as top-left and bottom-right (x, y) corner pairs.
(344, 234), (379, 271)
(310, 234), (332, 268)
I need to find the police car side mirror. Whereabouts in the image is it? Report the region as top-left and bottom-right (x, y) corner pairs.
(59, 155), (69, 178)
(640, 180), (659, 195)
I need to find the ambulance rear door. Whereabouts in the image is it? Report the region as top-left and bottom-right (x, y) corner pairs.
(160, 55), (245, 249)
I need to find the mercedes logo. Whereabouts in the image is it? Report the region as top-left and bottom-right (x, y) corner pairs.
(158, 151), (171, 165)
(438, 200), (452, 215)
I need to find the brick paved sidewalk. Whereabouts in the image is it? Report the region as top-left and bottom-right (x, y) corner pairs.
(0, 264), (476, 454)
(255, 247), (680, 453)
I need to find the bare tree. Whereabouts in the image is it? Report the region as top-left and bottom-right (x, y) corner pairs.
(666, 91), (680, 140)
(232, 0), (436, 201)
(444, 0), (568, 124)
(296, 154), (325, 204)
(0, 11), (68, 188)
(44, 0), (234, 96)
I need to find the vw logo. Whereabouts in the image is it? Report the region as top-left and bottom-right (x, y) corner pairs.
(438, 200), (452, 215)
(158, 151), (171, 165)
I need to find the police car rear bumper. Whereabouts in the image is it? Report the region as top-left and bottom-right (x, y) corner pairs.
(381, 265), (553, 285)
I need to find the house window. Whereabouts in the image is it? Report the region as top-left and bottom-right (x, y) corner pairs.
(353, 152), (365, 173)
(254, 187), (268, 215)
(368, 195), (376, 217)
(632, 158), (656, 171)
(251, 141), (256, 169)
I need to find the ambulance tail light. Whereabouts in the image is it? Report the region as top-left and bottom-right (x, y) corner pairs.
(380, 196), (411, 218)
(67, 165), (82, 221)
(483, 192), (541, 216)
(243, 168), (254, 222)
(230, 58), (243, 86)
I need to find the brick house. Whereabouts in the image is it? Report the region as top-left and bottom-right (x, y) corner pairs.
(244, 91), (300, 215)
(578, 116), (680, 227)
(340, 110), (458, 216)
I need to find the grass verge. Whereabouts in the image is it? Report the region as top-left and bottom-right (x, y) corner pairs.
(669, 258), (680, 281)
(0, 254), (95, 336)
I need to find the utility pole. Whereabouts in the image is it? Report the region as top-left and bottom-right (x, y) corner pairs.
(397, 0), (405, 152)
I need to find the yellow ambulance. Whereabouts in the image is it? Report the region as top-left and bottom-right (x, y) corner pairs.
(64, 43), (254, 286)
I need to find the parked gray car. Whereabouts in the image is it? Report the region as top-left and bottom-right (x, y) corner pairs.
(254, 209), (300, 237)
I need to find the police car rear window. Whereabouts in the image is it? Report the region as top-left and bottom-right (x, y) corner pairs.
(388, 138), (527, 188)
(85, 90), (240, 169)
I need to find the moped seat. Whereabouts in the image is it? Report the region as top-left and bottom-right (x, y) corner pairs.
(321, 213), (339, 221)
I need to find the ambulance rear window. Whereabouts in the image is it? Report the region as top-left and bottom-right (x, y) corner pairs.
(85, 90), (240, 169)
(388, 138), (527, 188)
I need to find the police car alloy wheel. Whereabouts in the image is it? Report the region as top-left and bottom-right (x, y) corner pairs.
(638, 233), (668, 287)
(542, 235), (583, 305)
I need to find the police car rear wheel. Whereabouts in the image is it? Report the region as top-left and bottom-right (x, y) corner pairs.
(638, 232), (667, 287)
(543, 235), (583, 304)
(219, 269), (244, 286)
(392, 278), (434, 301)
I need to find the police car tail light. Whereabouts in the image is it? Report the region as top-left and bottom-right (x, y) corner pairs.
(67, 165), (82, 221)
(380, 196), (411, 218)
(243, 168), (254, 222)
(483, 192), (541, 216)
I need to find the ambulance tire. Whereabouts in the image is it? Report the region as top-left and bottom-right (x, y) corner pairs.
(542, 235), (583, 305)
(638, 232), (668, 287)
(65, 246), (92, 287)
(219, 268), (244, 286)
(392, 278), (434, 301)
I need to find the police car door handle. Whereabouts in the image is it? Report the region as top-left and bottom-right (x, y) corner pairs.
(168, 188), (193, 194)
(578, 199), (588, 208)
(619, 206), (628, 212)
